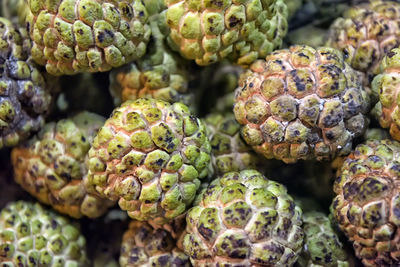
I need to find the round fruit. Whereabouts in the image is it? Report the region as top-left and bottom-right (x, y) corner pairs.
(234, 45), (370, 163)
(164, 0), (289, 66)
(371, 48), (400, 141)
(11, 111), (112, 219)
(86, 98), (211, 224)
(183, 169), (304, 266)
(0, 17), (53, 148)
(326, 0), (400, 83)
(332, 139), (400, 266)
(119, 221), (190, 267)
(0, 201), (89, 266)
(204, 112), (263, 175)
(297, 211), (350, 267)
(26, 0), (151, 75)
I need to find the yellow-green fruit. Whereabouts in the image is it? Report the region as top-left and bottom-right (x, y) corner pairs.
(332, 139), (400, 266)
(183, 170), (304, 266)
(204, 112), (262, 175)
(326, 0), (400, 83)
(109, 15), (195, 111)
(0, 17), (53, 149)
(119, 221), (190, 267)
(86, 98), (211, 225)
(234, 45), (370, 163)
(372, 48), (400, 141)
(165, 0), (289, 66)
(0, 201), (89, 267)
(297, 212), (350, 267)
(0, 0), (28, 24)
(26, 0), (151, 76)
(11, 112), (112, 219)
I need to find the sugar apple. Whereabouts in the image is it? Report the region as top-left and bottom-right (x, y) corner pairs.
(183, 169), (304, 266)
(0, 0), (27, 25)
(109, 13), (196, 112)
(297, 211), (350, 267)
(326, 0), (400, 84)
(25, 0), (151, 76)
(0, 17), (53, 149)
(119, 221), (190, 267)
(11, 111), (112, 219)
(234, 45), (370, 163)
(0, 201), (89, 266)
(164, 0), (289, 66)
(86, 98), (212, 225)
(332, 139), (400, 266)
(371, 47), (400, 141)
(204, 112), (263, 175)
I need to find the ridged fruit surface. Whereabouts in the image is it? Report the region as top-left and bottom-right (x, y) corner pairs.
(0, 17), (53, 148)
(332, 139), (400, 266)
(297, 211), (350, 267)
(234, 45), (370, 163)
(11, 111), (112, 219)
(372, 48), (400, 141)
(165, 0), (289, 66)
(119, 221), (190, 267)
(109, 15), (194, 110)
(87, 98), (211, 224)
(26, 0), (151, 75)
(326, 0), (400, 82)
(204, 112), (262, 175)
(183, 169), (304, 266)
(0, 201), (89, 266)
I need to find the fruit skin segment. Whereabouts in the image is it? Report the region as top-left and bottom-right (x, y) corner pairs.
(0, 201), (89, 267)
(86, 98), (211, 225)
(0, 17), (53, 149)
(11, 111), (112, 219)
(25, 0), (151, 76)
(183, 169), (304, 266)
(332, 139), (400, 267)
(164, 0), (289, 66)
(234, 45), (370, 163)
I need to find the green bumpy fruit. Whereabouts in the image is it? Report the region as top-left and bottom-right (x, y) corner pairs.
(11, 112), (112, 219)
(183, 169), (304, 266)
(0, 0), (28, 24)
(0, 17), (53, 149)
(332, 139), (400, 266)
(109, 13), (196, 111)
(204, 112), (262, 175)
(87, 98), (212, 224)
(297, 212), (350, 267)
(372, 48), (400, 141)
(234, 45), (370, 163)
(0, 201), (89, 267)
(326, 0), (400, 83)
(119, 221), (190, 267)
(26, 0), (151, 76)
(165, 0), (289, 66)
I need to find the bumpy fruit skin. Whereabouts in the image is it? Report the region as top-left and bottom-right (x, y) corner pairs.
(371, 48), (400, 141)
(332, 139), (400, 266)
(0, 17), (53, 148)
(11, 112), (112, 219)
(165, 0), (288, 66)
(183, 169), (304, 266)
(234, 45), (370, 163)
(0, 201), (89, 267)
(297, 212), (350, 267)
(204, 112), (262, 175)
(87, 98), (211, 224)
(26, 0), (151, 76)
(326, 0), (400, 82)
(109, 14), (195, 110)
(119, 221), (190, 267)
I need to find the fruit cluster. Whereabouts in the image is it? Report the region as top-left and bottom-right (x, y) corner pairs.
(1, 0), (400, 267)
